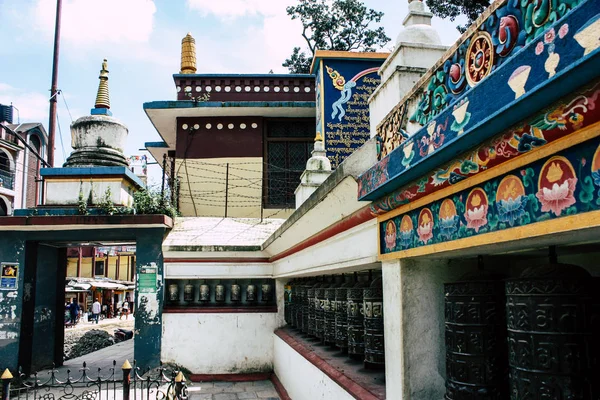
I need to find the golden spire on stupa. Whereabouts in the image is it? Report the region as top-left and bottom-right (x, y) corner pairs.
(315, 131), (323, 142)
(94, 59), (110, 109)
(180, 32), (197, 74)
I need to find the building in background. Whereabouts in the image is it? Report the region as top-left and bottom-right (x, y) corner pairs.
(143, 34), (387, 218)
(0, 104), (48, 215)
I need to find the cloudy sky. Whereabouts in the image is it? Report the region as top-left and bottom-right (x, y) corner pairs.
(0, 0), (464, 185)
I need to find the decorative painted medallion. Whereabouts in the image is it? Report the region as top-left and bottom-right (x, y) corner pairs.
(465, 187), (489, 232)
(417, 208), (434, 244)
(497, 15), (520, 57)
(496, 174), (528, 226)
(438, 199), (459, 241)
(384, 220), (397, 251)
(466, 31), (495, 87)
(536, 156), (577, 216)
(399, 215), (414, 248)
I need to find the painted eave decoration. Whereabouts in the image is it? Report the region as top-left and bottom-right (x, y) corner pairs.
(360, 0), (600, 201)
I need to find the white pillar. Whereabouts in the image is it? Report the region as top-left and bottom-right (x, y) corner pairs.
(382, 259), (404, 399)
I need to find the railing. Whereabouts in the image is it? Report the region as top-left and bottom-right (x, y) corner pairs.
(174, 74), (315, 102)
(2, 360), (188, 400)
(0, 170), (15, 190)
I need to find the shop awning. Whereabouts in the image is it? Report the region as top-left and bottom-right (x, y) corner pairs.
(90, 281), (127, 290)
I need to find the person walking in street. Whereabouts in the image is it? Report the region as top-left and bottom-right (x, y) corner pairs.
(120, 298), (129, 320)
(92, 298), (101, 324)
(69, 299), (80, 324)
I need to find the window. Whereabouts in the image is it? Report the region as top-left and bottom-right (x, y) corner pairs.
(264, 120), (314, 208)
(94, 260), (105, 276)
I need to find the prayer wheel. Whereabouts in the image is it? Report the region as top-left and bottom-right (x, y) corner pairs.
(324, 276), (342, 346)
(364, 275), (384, 368)
(294, 279), (305, 330)
(184, 282), (195, 302)
(261, 283), (272, 302)
(445, 276), (507, 400)
(199, 281), (210, 302)
(285, 280), (293, 326)
(168, 282), (179, 302)
(315, 278), (331, 341)
(348, 272), (371, 358)
(231, 282), (241, 303)
(246, 283), (257, 302)
(506, 263), (600, 399)
(215, 282), (225, 302)
(302, 278), (315, 334)
(308, 279), (321, 336)
(335, 274), (354, 351)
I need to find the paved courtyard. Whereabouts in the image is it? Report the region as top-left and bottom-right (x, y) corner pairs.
(187, 381), (280, 400)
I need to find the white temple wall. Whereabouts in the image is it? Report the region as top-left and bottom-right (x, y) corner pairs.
(273, 334), (354, 400)
(161, 312), (280, 374)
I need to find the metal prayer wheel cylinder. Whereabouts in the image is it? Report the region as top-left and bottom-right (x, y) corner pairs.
(444, 278), (507, 400)
(183, 283), (195, 302)
(302, 279), (314, 334)
(168, 283), (179, 302)
(506, 264), (600, 400)
(231, 283), (241, 303)
(294, 280), (304, 329)
(215, 283), (225, 302)
(315, 280), (330, 341)
(285, 280), (293, 326)
(246, 284), (257, 302)
(261, 283), (272, 302)
(348, 276), (371, 358)
(324, 276), (342, 346)
(307, 280), (320, 336)
(335, 276), (354, 350)
(199, 283), (210, 302)
(364, 276), (384, 368)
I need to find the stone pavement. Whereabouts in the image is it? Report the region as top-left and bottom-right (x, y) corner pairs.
(187, 380), (280, 400)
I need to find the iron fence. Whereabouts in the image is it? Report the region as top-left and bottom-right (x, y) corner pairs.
(1, 360), (187, 400)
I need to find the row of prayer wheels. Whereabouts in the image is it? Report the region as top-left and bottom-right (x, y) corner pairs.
(167, 280), (273, 304)
(284, 271), (384, 369)
(445, 261), (600, 400)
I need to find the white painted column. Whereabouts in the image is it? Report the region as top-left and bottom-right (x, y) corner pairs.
(275, 278), (286, 327)
(382, 259), (404, 399)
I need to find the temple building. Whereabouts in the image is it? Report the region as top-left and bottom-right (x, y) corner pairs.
(1, 0), (600, 398)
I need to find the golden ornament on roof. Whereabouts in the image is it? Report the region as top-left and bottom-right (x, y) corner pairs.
(180, 32), (197, 74)
(326, 65), (346, 91)
(95, 59), (110, 109)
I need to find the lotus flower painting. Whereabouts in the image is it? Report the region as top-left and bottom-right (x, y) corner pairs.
(438, 199), (459, 241)
(384, 220), (397, 251)
(536, 156), (577, 216)
(417, 208), (434, 244)
(465, 187), (489, 232)
(496, 174), (528, 226)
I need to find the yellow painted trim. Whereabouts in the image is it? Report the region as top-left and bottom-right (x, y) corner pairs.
(310, 50), (390, 73)
(378, 209), (600, 260)
(377, 121), (600, 223)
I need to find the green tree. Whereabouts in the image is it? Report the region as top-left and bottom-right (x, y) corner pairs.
(425, 0), (491, 33)
(283, 0), (390, 73)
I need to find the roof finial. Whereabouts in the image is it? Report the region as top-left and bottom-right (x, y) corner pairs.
(180, 33), (197, 74)
(94, 59), (110, 109)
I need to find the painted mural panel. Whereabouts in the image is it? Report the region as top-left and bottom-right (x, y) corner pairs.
(361, 0), (600, 200)
(379, 134), (600, 255)
(317, 58), (385, 169)
(367, 79), (600, 216)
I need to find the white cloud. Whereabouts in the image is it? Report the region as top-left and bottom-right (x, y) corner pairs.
(186, 0), (285, 18)
(33, 0), (156, 46)
(0, 83), (50, 122)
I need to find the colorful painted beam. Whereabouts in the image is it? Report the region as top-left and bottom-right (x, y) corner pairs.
(360, 0), (600, 201)
(379, 130), (600, 256)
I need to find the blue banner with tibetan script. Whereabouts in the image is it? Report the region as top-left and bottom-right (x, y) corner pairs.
(316, 56), (387, 169)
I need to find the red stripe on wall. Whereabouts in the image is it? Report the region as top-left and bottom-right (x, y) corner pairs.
(268, 205), (374, 263)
